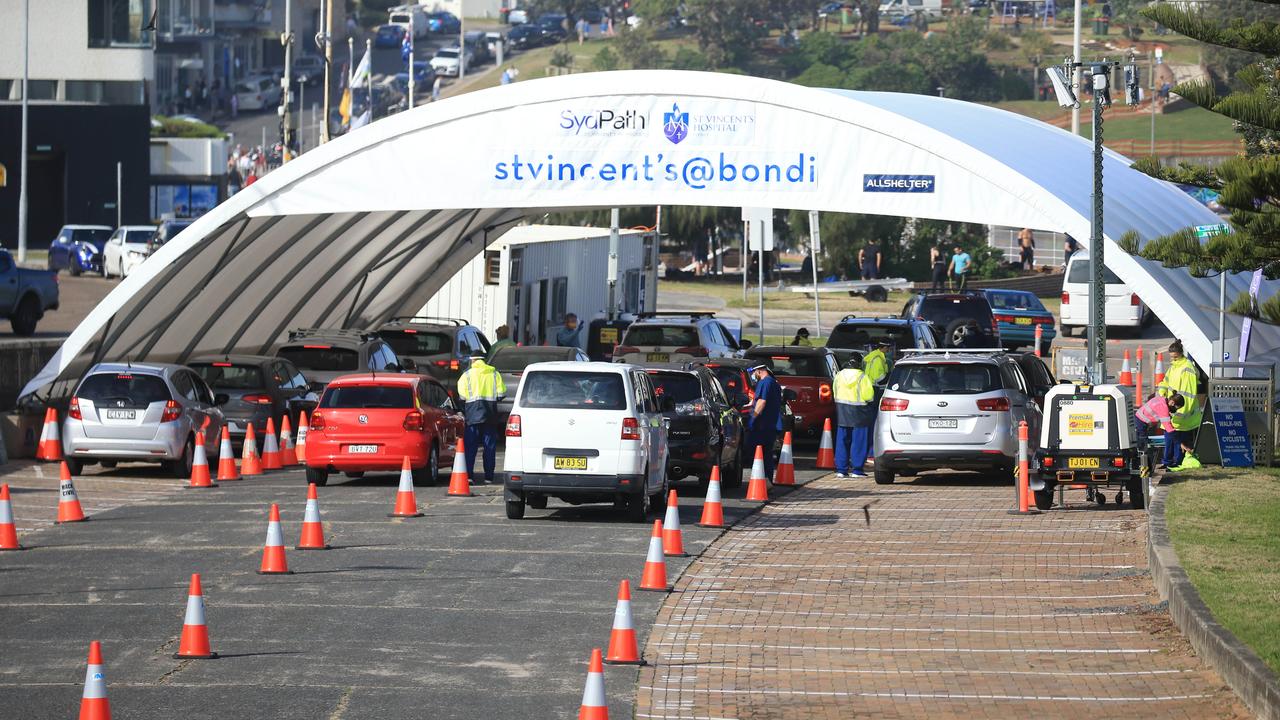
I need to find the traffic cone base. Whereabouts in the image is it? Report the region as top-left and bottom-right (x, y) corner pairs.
(261, 418), (282, 470)
(639, 519), (672, 592)
(0, 484), (23, 550)
(446, 438), (472, 497)
(389, 457), (424, 517)
(745, 446), (769, 502)
(241, 423), (263, 477)
(697, 466), (726, 528)
(815, 418), (835, 470)
(775, 431), (796, 486)
(216, 426), (241, 481)
(297, 483), (330, 550)
(185, 432), (217, 489)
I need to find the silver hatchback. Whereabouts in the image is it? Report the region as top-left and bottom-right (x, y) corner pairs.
(62, 363), (226, 477)
(873, 350), (1042, 484)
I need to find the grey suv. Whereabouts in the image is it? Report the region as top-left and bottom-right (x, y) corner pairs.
(873, 349), (1042, 484)
(614, 312), (748, 364)
(377, 317), (490, 392)
(276, 328), (405, 391)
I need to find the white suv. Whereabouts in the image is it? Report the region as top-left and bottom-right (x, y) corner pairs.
(503, 362), (670, 521)
(1059, 252), (1151, 336)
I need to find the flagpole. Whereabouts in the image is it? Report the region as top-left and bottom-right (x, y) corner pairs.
(408, 14), (415, 109)
(366, 38), (373, 123)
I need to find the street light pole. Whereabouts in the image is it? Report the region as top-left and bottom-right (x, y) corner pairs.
(1071, 0), (1082, 136)
(17, 0), (29, 262)
(408, 13), (416, 109)
(1087, 66), (1108, 383)
(459, 1), (466, 80)
(280, 0), (294, 163)
(319, 0), (332, 143)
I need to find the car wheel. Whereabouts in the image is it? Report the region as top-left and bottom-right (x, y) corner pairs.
(1126, 476), (1145, 509)
(724, 457), (744, 489)
(1034, 484), (1056, 510)
(306, 467), (329, 486)
(64, 458), (84, 476)
(167, 437), (193, 479)
(10, 295), (40, 337)
(650, 471), (668, 512)
(1060, 324), (1073, 338)
(945, 319), (981, 348)
(528, 494), (548, 509)
(69, 260), (81, 277)
(412, 445), (439, 486)
(100, 460), (117, 469)
(505, 498), (526, 519)
(874, 468), (895, 485)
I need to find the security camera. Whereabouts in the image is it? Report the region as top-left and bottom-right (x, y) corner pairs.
(1045, 64), (1078, 109)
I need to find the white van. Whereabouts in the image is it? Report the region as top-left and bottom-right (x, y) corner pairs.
(502, 362), (670, 521)
(1059, 252), (1151, 336)
(879, 0), (944, 19)
(388, 5), (429, 39)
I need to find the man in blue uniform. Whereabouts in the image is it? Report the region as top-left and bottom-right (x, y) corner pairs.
(747, 362), (783, 482)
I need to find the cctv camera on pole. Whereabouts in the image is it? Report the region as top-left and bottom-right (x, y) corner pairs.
(1045, 63), (1079, 109)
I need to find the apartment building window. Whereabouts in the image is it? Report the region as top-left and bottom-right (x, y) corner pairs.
(6, 80), (57, 101)
(89, 0), (154, 48)
(65, 80), (146, 104)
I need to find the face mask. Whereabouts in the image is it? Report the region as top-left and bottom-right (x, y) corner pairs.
(566, 321), (577, 330)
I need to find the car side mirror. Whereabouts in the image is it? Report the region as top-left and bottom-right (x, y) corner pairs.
(661, 396), (676, 412)
(739, 339), (753, 350)
(213, 393), (230, 406)
(782, 388), (799, 402)
(310, 381), (326, 392)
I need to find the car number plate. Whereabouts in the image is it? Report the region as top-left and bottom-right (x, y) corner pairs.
(928, 418), (958, 429)
(1015, 317), (1033, 325)
(347, 444), (378, 454)
(1068, 457), (1100, 469)
(646, 353), (670, 362)
(554, 456), (588, 470)
(104, 409), (136, 420)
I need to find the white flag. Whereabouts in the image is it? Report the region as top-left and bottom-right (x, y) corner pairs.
(350, 48), (371, 88)
(350, 110), (372, 130)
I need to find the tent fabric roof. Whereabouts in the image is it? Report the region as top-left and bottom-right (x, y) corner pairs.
(20, 70), (1279, 402)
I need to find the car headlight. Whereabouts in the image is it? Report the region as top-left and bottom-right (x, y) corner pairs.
(127, 250), (146, 259)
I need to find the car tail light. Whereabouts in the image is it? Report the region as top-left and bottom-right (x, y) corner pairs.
(303, 344), (331, 350)
(614, 345), (639, 356)
(242, 394), (272, 405)
(1043, 456), (1054, 467)
(1061, 292), (1070, 304)
(880, 397), (909, 411)
(621, 417), (640, 440)
(1033, 316), (1053, 325)
(676, 346), (708, 357)
(160, 400), (182, 423)
(994, 314), (1016, 323)
(310, 412), (325, 431)
(818, 383), (832, 402)
(1130, 293), (1140, 306)
(68, 397), (82, 420)
(403, 410), (425, 431)
(506, 414), (521, 437)
(1113, 457), (1125, 467)
(976, 397), (1010, 411)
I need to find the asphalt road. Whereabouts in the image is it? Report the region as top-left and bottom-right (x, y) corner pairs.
(0, 450), (817, 719)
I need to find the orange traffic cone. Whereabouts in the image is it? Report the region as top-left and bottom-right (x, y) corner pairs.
(258, 503), (291, 575)
(604, 580), (645, 665)
(815, 418), (835, 469)
(639, 519), (671, 592)
(295, 411), (309, 463)
(34, 407), (50, 460)
(1118, 349), (1134, 386)
(56, 462), (87, 523)
(39, 407), (63, 461)
(216, 426), (240, 482)
(0, 484), (23, 550)
(78, 640), (111, 720)
(297, 483), (329, 550)
(389, 456), (424, 518)
(745, 446), (769, 502)
(241, 423), (263, 477)
(185, 432), (216, 489)
(279, 416), (298, 466)
(775, 431), (796, 486)
(696, 466), (725, 528)
(261, 418), (282, 470)
(173, 573), (217, 659)
(446, 438), (472, 497)
(1154, 352), (1165, 386)
(578, 648), (609, 720)
(662, 490), (686, 557)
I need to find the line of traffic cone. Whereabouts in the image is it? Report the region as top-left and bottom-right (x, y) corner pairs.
(56, 462), (88, 524)
(446, 438), (472, 497)
(815, 418), (835, 470)
(297, 483), (329, 550)
(774, 431), (796, 486)
(638, 519), (671, 592)
(216, 426), (240, 482)
(0, 484), (23, 550)
(240, 423), (263, 477)
(79, 640), (111, 720)
(279, 416), (298, 466)
(295, 411), (309, 463)
(261, 418), (282, 470)
(745, 446), (769, 502)
(604, 579), (644, 666)
(662, 490), (686, 557)
(258, 503), (292, 574)
(697, 466), (725, 528)
(185, 432), (217, 489)
(38, 407), (63, 461)
(578, 648), (609, 719)
(1118, 349), (1134, 386)
(173, 573), (218, 659)
(389, 456), (424, 518)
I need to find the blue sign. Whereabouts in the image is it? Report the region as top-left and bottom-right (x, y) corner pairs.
(1212, 397), (1254, 467)
(863, 174), (935, 193)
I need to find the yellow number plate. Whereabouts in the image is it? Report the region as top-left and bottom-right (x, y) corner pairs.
(1015, 317), (1033, 325)
(600, 328), (619, 344)
(554, 456), (588, 470)
(1067, 457), (1100, 469)
(647, 353), (670, 362)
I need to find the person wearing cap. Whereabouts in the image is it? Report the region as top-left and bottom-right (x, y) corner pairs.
(862, 341), (891, 385)
(456, 353), (507, 483)
(1154, 340), (1200, 470)
(487, 324), (516, 361)
(747, 362), (783, 482)
(833, 354), (877, 478)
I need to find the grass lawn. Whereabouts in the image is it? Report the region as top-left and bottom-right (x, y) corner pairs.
(1165, 466), (1280, 676)
(659, 279), (907, 315)
(1079, 103), (1239, 143)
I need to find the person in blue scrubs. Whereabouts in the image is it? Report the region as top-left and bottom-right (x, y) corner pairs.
(747, 362), (783, 482)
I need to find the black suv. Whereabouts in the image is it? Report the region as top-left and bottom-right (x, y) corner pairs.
(826, 316), (938, 367)
(276, 329), (404, 391)
(642, 364), (746, 489)
(900, 292), (1001, 349)
(377, 317), (491, 392)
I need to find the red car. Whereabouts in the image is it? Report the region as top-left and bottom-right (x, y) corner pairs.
(742, 346), (839, 441)
(304, 373), (464, 486)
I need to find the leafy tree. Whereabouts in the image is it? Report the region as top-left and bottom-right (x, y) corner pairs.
(614, 24), (669, 68)
(683, 0), (768, 69)
(592, 46), (621, 71)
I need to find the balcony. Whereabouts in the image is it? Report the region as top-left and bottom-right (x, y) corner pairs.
(213, 1), (272, 28)
(157, 0), (216, 39)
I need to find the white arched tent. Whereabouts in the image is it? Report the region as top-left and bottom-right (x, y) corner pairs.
(20, 70), (1280, 402)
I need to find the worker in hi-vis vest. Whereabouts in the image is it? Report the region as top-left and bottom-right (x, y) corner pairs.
(456, 353), (507, 483)
(1155, 340), (1200, 470)
(833, 354), (877, 478)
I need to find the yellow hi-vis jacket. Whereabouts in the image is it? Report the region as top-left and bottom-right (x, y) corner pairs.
(1156, 357), (1200, 431)
(833, 368), (876, 427)
(863, 348), (889, 385)
(457, 359), (506, 425)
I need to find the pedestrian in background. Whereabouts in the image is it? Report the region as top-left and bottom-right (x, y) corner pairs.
(948, 245), (971, 290)
(555, 313), (585, 349)
(457, 352), (506, 483)
(747, 363), (783, 482)
(1018, 228), (1036, 270)
(1063, 234), (1079, 266)
(859, 240), (881, 280)
(432, 75), (442, 102)
(833, 355), (876, 478)
(487, 324), (516, 360)
(790, 328), (812, 347)
(930, 244), (947, 293)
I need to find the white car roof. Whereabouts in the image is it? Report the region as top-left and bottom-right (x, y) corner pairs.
(119, 225), (158, 231)
(524, 361), (636, 373)
(63, 224), (112, 230)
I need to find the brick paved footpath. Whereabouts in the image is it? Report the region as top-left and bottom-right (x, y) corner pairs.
(635, 477), (1249, 720)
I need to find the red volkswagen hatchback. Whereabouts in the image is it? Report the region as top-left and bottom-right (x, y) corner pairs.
(304, 373), (464, 486)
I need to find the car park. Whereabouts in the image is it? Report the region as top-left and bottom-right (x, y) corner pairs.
(536, 13), (569, 41)
(276, 328), (406, 391)
(643, 364), (745, 488)
(900, 291), (1001, 349)
(393, 61), (436, 95)
(101, 225), (157, 279)
(47, 224), (112, 276)
(873, 349), (1042, 484)
(613, 312), (747, 364)
(0, 248), (59, 335)
(1059, 251), (1150, 336)
(503, 362), (670, 521)
(376, 317), (489, 391)
(464, 31), (492, 64)
(825, 315), (937, 368)
(743, 346), (838, 441)
(982, 289), (1057, 350)
(233, 75), (282, 111)
(303, 373), (464, 487)
(430, 46), (470, 77)
(188, 355), (318, 450)
(374, 24), (409, 49)
(62, 362), (226, 478)
(489, 345), (589, 423)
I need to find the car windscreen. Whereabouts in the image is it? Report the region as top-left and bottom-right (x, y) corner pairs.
(190, 363), (266, 390)
(988, 291), (1046, 311)
(828, 324), (913, 350)
(519, 371), (627, 410)
(72, 229), (111, 249)
(1067, 260), (1123, 284)
(124, 230), (154, 245)
(623, 325), (699, 347)
(491, 349), (571, 372)
(319, 384), (414, 409)
(76, 373), (172, 408)
(887, 363), (1002, 394)
(278, 346), (359, 372)
(919, 297), (995, 325)
(705, 366), (748, 397)
(749, 354), (831, 378)
(647, 373), (702, 403)
(436, 49), (458, 58)
(378, 330), (451, 357)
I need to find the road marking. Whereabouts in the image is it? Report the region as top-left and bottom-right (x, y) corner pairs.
(685, 576), (1133, 585)
(651, 642), (1160, 654)
(670, 607), (1133, 619)
(639, 686), (1213, 702)
(652, 622), (1143, 635)
(695, 562), (1138, 569)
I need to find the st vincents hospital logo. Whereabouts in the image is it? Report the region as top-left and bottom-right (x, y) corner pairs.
(663, 103), (689, 144)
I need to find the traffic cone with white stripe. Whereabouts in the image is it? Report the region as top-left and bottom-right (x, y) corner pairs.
(56, 462), (87, 524)
(1118, 350), (1134, 386)
(662, 490), (686, 557)
(745, 446), (769, 502)
(389, 456), (424, 518)
(279, 416), (298, 466)
(638, 519), (671, 592)
(295, 411), (309, 463)
(297, 483), (329, 550)
(185, 432), (216, 488)
(78, 640), (111, 720)
(34, 407), (50, 460)
(241, 423), (263, 476)
(216, 426), (240, 482)
(815, 418), (835, 470)
(258, 503), (292, 574)
(173, 573), (217, 659)
(775, 430), (796, 486)
(0, 484), (23, 550)
(578, 648), (609, 720)
(261, 418), (282, 470)
(1154, 352), (1165, 386)
(604, 580), (644, 665)
(696, 466), (725, 528)
(446, 438), (472, 497)
(39, 407), (63, 461)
